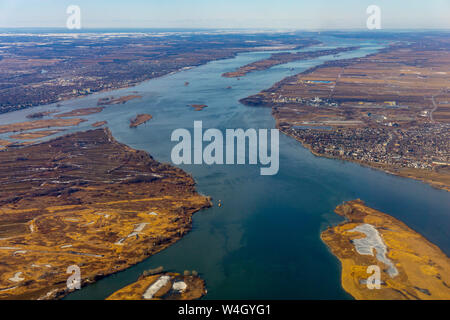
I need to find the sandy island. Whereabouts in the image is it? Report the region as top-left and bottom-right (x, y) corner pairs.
(0, 118), (86, 134)
(92, 121), (108, 128)
(107, 269), (206, 300)
(26, 111), (58, 119)
(321, 200), (450, 300)
(54, 107), (104, 118)
(97, 95), (142, 106)
(130, 114), (152, 128)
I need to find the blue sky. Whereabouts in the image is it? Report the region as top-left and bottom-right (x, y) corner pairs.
(1, 0), (449, 29)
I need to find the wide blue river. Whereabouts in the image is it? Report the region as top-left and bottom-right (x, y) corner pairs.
(2, 36), (448, 300)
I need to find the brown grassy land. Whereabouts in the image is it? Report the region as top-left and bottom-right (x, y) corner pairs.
(0, 139), (12, 147)
(0, 128), (211, 299)
(9, 129), (65, 140)
(322, 200), (450, 300)
(92, 121), (108, 128)
(54, 107), (104, 118)
(0, 118), (86, 134)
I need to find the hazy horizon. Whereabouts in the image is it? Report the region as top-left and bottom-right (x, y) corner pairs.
(1, 0), (449, 30)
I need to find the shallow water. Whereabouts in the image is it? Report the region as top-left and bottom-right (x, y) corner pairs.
(3, 36), (448, 300)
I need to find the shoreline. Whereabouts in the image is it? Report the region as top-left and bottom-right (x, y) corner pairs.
(239, 39), (450, 193)
(279, 124), (450, 192)
(0, 42), (320, 117)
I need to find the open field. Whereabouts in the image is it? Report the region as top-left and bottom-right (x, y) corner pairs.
(0, 128), (211, 299)
(322, 200), (450, 300)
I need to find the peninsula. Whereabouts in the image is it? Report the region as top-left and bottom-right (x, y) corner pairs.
(0, 128), (211, 299)
(322, 200), (450, 300)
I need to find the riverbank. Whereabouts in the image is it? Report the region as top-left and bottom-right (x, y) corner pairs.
(240, 37), (450, 192)
(321, 200), (450, 300)
(280, 126), (450, 192)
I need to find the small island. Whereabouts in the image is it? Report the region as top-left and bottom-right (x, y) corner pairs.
(97, 95), (142, 106)
(54, 107), (104, 118)
(26, 110), (57, 119)
(322, 200), (450, 300)
(190, 104), (208, 111)
(92, 121), (108, 128)
(107, 268), (206, 300)
(0, 118), (86, 134)
(130, 114), (152, 128)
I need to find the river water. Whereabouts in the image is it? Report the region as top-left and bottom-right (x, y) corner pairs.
(2, 36), (448, 300)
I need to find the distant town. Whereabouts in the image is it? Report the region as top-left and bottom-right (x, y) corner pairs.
(0, 32), (315, 114)
(241, 34), (450, 190)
